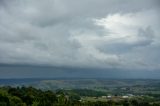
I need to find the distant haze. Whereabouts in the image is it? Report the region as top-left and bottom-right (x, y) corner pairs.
(0, 0), (160, 78)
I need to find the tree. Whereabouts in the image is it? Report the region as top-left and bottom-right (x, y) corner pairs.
(9, 96), (26, 106)
(0, 94), (9, 106)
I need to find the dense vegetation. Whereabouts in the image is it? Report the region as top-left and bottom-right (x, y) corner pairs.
(63, 89), (107, 97)
(0, 86), (160, 106)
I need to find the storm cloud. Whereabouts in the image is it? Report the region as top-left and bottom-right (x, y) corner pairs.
(0, 0), (160, 71)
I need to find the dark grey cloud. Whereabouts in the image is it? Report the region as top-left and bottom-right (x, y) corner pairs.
(0, 64), (160, 79)
(0, 0), (160, 71)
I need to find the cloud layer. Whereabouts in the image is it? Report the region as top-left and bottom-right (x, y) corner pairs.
(0, 0), (160, 70)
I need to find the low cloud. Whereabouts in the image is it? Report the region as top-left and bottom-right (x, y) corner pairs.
(0, 0), (160, 70)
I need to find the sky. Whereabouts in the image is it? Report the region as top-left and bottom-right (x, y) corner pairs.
(0, 0), (160, 78)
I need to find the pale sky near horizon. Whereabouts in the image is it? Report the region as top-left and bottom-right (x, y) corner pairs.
(0, 0), (160, 78)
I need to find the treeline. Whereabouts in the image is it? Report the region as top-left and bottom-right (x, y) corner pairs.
(63, 89), (107, 97)
(0, 86), (160, 106)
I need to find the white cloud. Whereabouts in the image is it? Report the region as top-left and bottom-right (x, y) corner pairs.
(94, 9), (158, 44)
(71, 9), (160, 69)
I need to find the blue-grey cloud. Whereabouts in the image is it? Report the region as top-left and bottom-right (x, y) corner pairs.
(0, 0), (160, 71)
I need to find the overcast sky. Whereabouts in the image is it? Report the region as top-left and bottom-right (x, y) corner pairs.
(0, 0), (160, 78)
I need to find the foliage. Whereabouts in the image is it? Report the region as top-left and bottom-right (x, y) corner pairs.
(0, 86), (160, 106)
